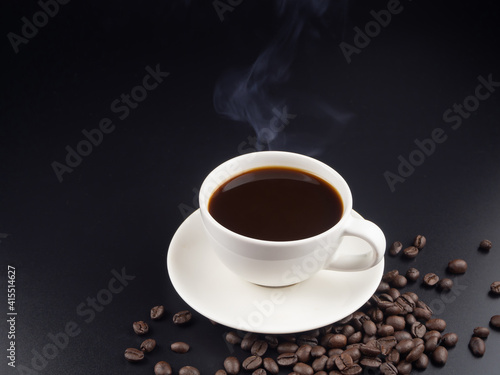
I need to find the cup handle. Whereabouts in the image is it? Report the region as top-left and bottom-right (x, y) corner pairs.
(324, 212), (386, 271)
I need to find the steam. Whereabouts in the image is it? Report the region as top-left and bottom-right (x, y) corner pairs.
(213, 0), (352, 154)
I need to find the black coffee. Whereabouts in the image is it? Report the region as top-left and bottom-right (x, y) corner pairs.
(208, 166), (343, 241)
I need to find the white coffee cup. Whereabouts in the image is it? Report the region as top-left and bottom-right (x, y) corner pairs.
(199, 151), (385, 287)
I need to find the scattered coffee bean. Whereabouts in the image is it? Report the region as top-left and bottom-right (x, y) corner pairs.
(414, 352), (429, 369)
(360, 357), (382, 368)
(341, 364), (363, 374)
(251, 340), (268, 356)
(225, 331), (242, 345)
(424, 335), (439, 353)
(293, 362), (314, 375)
(124, 347), (144, 362)
(326, 334), (347, 349)
(297, 334), (318, 347)
(171, 341), (190, 353)
(403, 246), (419, 258)
(132, 321), (149, 335)
(140, 338), (156, 352)
(441, 332), (458, 348)
(391, 275), (408, 289)
(479, 239), (492, 250)
(406, 267), (420, 281)
(252, 369), (266, 375)
(150, 305), (165, 320)
(173, 310), (192, 325)
(490, 281), (500, 294)
(264, 335), (279, 348)
(241, 333), (259, 351)
(263, 357), (279, 374)
(242, 355), (263, 370)
(277, 352), (298, 366)
(154, 361), (172, 375)
(406, 343), (425, 362)
(377, 281), (391, 293)
(414, 235), (427, 249)
(411, 322), (427, 338)
(382, 270), (399, 283)
(224, 356), (240, 375)
(489, 315), (500, 329)
(389, 241), (403, 256)
(310, 345), (326, 357)
(473, 327), (490, 338)
(379, 362), (398, 375)
(423, 273), (439, 286)
(414, 307), (432, 321)
(447, 259), (467, 274)
(437, 278), (453, 291)
(469, 337), (486, 357)
(296, 344), (312, 362)
(179, 366), (200, 375)
(431, 346), (448, 366)
(425, 318), (447, 332)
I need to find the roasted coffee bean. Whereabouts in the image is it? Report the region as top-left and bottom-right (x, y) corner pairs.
(326, 334), (347, 349)
(386, 348), (400, 364)
(360, 342), (381, 357)
(263, 357), (279, 374)
(124, 348), (144, 362)
(371, 308), (385, 323)
(383, 270), (399, 283)
(490, 315), (500, 329)
(277, 341), (298, 354)
(386, 316), (406, 331)
(412, 337), (424, 347)
(411, 322), (427, 338)
(431, 346), (448, 366)
(394, 330), (412, 342)
(406, 267), (420, 281)
(296, 344), (312, 362)
(362, 320), (377, 336)
(379, 362), (398, 375)
(360, 357), (382, 368)
(215, 371), (227, 375)
(437, 278), (453, 291)
(179, 366), (200, 375)
(377, 324), (395, 337)
(276, 352), (298, 366)
(414, 353), (429, 369)
(154, 361), (173, 375)
(264, 335), (278, 348)
(391, 275), (408, 288)
(297, 334), (318, 347)
(441, 332), (458, 348)
(140, 338), (156, 352)
(396, 361), (412, 375)
(171, 341), (189, 353)
(341, 364), (362, 375)
(416, 299), (433, 313)
(310, 345), (326, 357)
(378, 336), (397, 355)
(423, 330), (441, 341)
(399, 293), (417, 308)
(334, 353), (353, 370)
(241, 333), (259, 351)
(405, 313), (417, 326)
(252, 369), (266, 375)
(377, 281), (391, 293)
(150, 305), (165, 320)
(406, 343), (424, 362)
(388, 288), (401, 300)
(403, 246), (419, 258)
(385, 303), (404, 316)
(414, 307), (432, 321)
(490, 281), (500, 294)
(479, 239), (492, 250)
(344, 347), (361, 361)
(346, 331), (362, 344)
(132, 321), (149, 335)
(414, 235), (427, 249)
(423, 273), (439, 286)
(424, 335), (439, 353)
(172, 310), (192, 325)
(389, 241), (403, 256)
(226, 331), (242, 345)
(310, 355), (327, 371)
(341, 324), (356, 337)
(251, 340), (268, 356)
(425, 318), (447, 332)
(447, 259), (467, 274)
(350, 311), (369, 330)
(242, 355), (263, 370)
(395, 339), (415, 354)
(469, 337), (486, 357)
(224, 356), (241, 375)
(473, 327), (490, 338)
(292, 362), (314, 375)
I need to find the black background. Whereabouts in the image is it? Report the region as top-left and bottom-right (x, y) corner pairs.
(1, 0), (500, 374)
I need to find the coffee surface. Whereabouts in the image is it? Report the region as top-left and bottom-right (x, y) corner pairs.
(208, 166), (343, 241)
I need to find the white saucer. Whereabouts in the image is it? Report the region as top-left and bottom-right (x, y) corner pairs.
(167, 209), (384, 334)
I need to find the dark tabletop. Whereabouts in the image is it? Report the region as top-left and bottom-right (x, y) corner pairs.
(1, 0), (500, 374)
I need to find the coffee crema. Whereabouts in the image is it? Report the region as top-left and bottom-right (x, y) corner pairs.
(208, 166), (343, 241)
